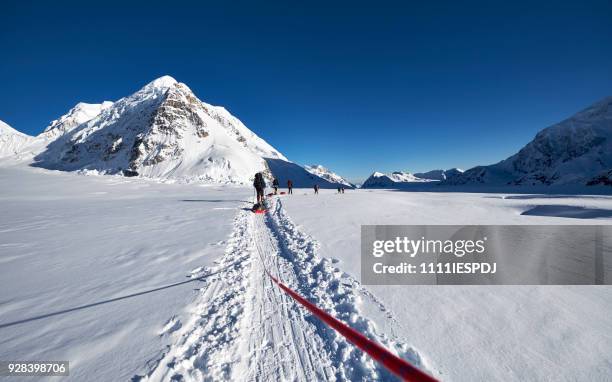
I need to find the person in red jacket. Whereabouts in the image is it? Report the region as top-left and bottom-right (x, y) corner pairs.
(287, 179), (293, 194)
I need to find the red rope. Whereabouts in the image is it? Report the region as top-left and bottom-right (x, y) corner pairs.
(266, 273), (439, 382)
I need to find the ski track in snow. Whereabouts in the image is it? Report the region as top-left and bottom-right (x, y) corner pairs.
(139, 197), (436, 381)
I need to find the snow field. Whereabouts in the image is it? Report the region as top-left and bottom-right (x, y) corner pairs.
(281, 189), (612, 381)
(1, 164), (611, 381)
(143, 196), (438, 381)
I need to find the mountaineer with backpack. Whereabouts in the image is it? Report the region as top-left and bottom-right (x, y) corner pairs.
(253, 172), (266, 210)
(272, 178), (279, 194)
(287, 179), (293, 194)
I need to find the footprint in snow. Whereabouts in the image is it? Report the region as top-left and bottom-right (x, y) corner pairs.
(160, 316), (182, 336)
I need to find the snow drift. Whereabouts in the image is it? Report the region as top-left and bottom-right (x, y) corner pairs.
(447, 96), (612, 186)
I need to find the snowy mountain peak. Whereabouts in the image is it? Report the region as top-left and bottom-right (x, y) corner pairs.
(307, 164), (326, 172)
(304, 164), (354, 187)
(145, 75), (178, 90)
(32, 76), (288, 184)
(43, 101), (114, 137)
(569, 95), (612, 120)
(0, 119), (33, 158)
(1, 119), (26, 136)
(447, 96), (612, 186)
(361, 170), (434, 188)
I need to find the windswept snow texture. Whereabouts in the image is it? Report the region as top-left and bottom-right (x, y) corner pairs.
(142, 197), (434, 381)
(281, 189), (612, 381)
(305, 164), (355, 188)
(0, 164), (250, 381)
(32, 76), (286, 184)
(0, 120), (32, 158)
(361, 171), (434, 188)
(1, 164), (612, 381)
(448, 96), (612, 186)
(265, 158), (349, 188)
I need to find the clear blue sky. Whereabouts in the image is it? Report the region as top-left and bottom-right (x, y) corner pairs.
(2, 1), (611, 182)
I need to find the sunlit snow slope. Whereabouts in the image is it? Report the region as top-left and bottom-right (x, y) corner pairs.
(304, 164), (354, 188)
(0, 120), (32, 158)
(42, 101), (114, 138)
(32, 76), (287, 184)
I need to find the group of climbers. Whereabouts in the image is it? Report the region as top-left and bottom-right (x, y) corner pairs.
(252, 172), (346, 212)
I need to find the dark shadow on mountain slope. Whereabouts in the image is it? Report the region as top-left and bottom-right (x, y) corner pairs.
(521, 205), (612, 219)
(31, 93), (166, 173)
(264, 158), (353, 189)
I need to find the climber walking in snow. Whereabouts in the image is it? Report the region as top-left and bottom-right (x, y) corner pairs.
(253, 172), (266, 206)
(287, 179), (293, 194)
(314, 184), (319, 194)
(272, 177), (279, 194)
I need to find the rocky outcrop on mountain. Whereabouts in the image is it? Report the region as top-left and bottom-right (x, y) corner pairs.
(446, 96), (612, 186)
(414, 168), (464, 181)
(361, 171), (434, 188)
(586, 169), (612, 186)
(32, 76), (288, 184)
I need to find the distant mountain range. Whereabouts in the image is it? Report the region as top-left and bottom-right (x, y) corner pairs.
(445, 96), (612, 187)
(414, 168), (464, 181)
(363, 96), (612, 188)
(1, 78), (610, 188)
(361, 169), (463, 189)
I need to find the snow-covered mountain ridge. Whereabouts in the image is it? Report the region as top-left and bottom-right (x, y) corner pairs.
(447, 96), (612, 186)
(31, 76), (296, 184)
(1, 76), (351, 187)
(0, 100), (114, 161)
(304, 165), (354, 188)
(43, 101), (114, 138)
(0, 120), (32, 158)
(361, 171), (435, 188)
(414, 168), (464, 181)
